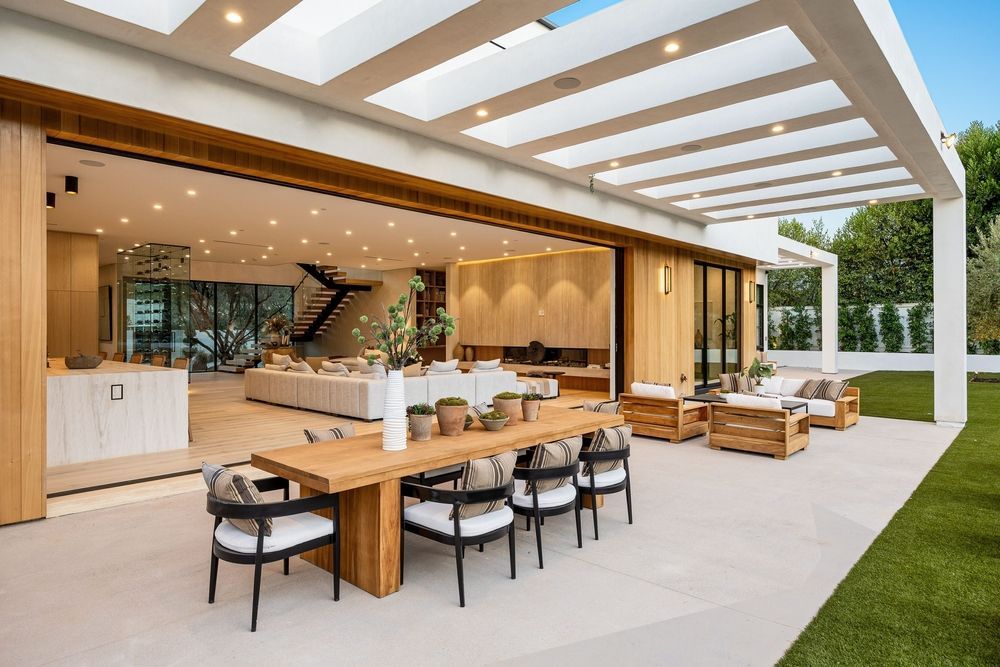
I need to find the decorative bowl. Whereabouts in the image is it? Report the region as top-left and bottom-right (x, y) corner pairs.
(478, 416), (509, 432)
(64, 353), (103, 369)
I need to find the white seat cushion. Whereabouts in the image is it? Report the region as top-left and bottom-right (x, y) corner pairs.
(759, 376), (784, 395)
(512, 480), (577, 508)
(806, 398), (837, 417)
(404, 502), (513, 537)
(630, 382), (675, 399)
(779, 378), (806, 397)
(724, 393), (782, 410)
(578, 467), (627, 488)
(214, 513), (333, 554)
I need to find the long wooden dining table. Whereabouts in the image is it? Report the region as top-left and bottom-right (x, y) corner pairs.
(251, 406), (623, 598)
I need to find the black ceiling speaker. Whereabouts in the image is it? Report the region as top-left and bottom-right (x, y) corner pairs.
(46, 192), (56, 209)
(65, 175), (79, 195)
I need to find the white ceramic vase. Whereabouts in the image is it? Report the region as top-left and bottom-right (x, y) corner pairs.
(382, 369), (408, 451)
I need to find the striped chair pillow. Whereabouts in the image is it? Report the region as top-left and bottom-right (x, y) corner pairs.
(584, 424), (632, 476)
(720, 372), (754, 393)
(202, 462), (270, 537)
(303, 423), (356, 443)
(582, 399), (620, 414)
(524, 436), (583, 495)
(452, 450), (516, 520)
(813, 379), (849, 401)
(794, 379), (824, 399)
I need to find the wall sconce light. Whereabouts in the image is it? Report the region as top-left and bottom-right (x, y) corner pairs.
(663, 265), (672, 294)
(46, 192), (56, 209)
(940, 131), (957, 149)
(748, 280), (756, 303)
(65, 175), (79, 195)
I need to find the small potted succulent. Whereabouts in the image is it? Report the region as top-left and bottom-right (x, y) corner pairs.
(407, 403), (435, 442)
(435, 396), (469, 437)
(521, 392), (543, 422)
(492, 392), (523, 425)
(478, 410), (509, 432)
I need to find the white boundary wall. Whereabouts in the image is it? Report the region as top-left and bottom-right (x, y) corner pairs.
(768, 350), (1000, 373)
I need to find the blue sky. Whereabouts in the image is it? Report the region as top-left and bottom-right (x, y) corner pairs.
(548, 0), (998, 230)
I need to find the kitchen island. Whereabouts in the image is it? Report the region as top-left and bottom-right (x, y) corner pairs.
(47, 359), (188, 466)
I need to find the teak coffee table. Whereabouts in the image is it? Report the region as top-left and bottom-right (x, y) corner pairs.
(252, 406), (622, 598)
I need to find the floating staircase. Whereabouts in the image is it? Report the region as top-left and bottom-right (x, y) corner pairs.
(290, 264), (381, 342)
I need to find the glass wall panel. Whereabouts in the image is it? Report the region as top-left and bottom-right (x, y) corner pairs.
(256, 284), (294, 343)
(694, 267), (705, 388)
(215, 283), (257, 364)
(188, 281), (217, 371)
(725, 268), (740, 374)
(117, 243), (190, 365)
(706, 266), (724, 382)
(693, 262), (741, 388)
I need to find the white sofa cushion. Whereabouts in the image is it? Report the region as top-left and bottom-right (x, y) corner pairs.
(244, 368), (272, 401)
(357, 360), (387, 379)
(425, 369), (462, 376)
(321, 360), (350, 376)
(215, 513), (333, 554)
(263, 363), (286, 371)
(267, 369), (298, 407)
(426, 372), (477, 406)
(779, 378), (806, 397)
(512, 480), (577, 508)
(271, 353), (293, 368)
(630, 382), (675, 399)
(404, 502), (513, 537)
(428, 359), (459, 373)
(724, 393), (783, 410)
(473, 370), (517, 405)
(578, 467), (627, 488)
(806, 398), (837, 417)
(472, 358), (501, 371)
(297, 374), (332, 413)
(759, 376), (784, 395)
(468, 367), (502, 374)
(287, 359), (315, 373)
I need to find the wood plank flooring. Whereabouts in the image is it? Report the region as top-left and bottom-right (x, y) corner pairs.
(46, 373), (605, 515)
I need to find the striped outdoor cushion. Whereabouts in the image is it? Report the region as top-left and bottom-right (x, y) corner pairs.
(794, 379), (823, 399)
(814, 379), (849, 401)
(452, 450), (516, 520)
(584, 424), (631, 476)
(524, 436), (583, 496)
(720, 372), (753, 393)
(582, 399), (620, 414)
(303, 423), (356, 443)
(202, 462), (270, 537)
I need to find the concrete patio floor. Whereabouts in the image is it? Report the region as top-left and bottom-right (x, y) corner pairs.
(0, 415), (958, 666)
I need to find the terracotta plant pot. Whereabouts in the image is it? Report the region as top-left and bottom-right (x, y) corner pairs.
(408, 414), (434, 441)
(479, 416), (509, 432)
(521, 399), (541, 422)
(492, 397), (521, 425)
(436, 405), (467, 437)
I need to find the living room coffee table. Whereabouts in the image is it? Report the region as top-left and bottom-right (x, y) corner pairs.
(684, 393), (809, 413)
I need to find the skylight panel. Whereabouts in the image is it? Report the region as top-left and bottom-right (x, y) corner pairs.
(704, 184), (925, 219)
(534, 81), (851, 169)
(544, 0), (626, 27)
(65, 0), (205, 34)
(635, 147), (898, 199)
(598, 118), (878, 186)
(462, 26), (814, 148)
(276, 0), (381, 37)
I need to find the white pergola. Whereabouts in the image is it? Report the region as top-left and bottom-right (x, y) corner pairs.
(0, 0), (967, 424)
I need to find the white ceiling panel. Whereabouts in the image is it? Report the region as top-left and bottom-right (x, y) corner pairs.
(64, 0), (205, 34)
(705, 184), (925, 219)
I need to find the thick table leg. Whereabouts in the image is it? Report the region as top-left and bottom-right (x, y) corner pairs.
(299, 479), (401, 598)
(581, 495), (604, 509)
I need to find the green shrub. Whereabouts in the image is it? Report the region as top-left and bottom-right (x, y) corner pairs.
(435, 396), (468, 407)
(522, 392), (543, 401)
(878, 303), (905, 352)
(406, 402), (435, 416)
(857, 304), (879, 352)
(839, 304), (859, 352)
(791, 305), (816, 350)
(493, 392), (522, 400)
(907, 302), (932, 353)
(479, 410), (508, 421)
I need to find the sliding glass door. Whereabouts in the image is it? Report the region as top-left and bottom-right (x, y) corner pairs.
(693, 262), (741, 389)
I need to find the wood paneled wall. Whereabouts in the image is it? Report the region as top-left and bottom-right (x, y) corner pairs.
(456, 249), (611, 348)
(0, 100), (46, 525)
(47, 231), (98, 356)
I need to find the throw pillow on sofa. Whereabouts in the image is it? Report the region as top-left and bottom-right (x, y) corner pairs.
(263, 363), (286, 371)
(320, 360), (350, 376)
(271, 353), (293, 368)
(403, 362), (422, 377)
(287, 360), (315, 373)
(356, 359), (387, 379)
(428, 359), (459, 373)
(471, 358), (501, 371)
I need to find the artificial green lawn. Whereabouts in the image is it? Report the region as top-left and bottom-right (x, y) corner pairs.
(779, 371), (1000, 666)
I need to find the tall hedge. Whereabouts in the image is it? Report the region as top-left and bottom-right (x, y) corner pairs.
(839, 304), (859, 352)
(907, 302), (932, 353)
(879, 303), (905, 352)
(857, 304), (879, 352)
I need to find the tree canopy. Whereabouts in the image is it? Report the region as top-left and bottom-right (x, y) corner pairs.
(957, 121), (1000, 253)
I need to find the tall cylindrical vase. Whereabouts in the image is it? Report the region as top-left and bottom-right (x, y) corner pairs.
(382, 369), (408, 451)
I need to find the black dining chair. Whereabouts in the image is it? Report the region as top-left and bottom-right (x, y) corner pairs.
(400, 480), (515, 607)
(206, 476), (340, 631)
(511, 461), (583, 568)
(577, 445), (633, 540)
(402, 464), (464, 491)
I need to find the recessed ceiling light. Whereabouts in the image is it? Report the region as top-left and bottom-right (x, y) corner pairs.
(361, 264), (366, 268)
(831, 170), (843, 177)
(120, 217), (129, 223)
(133, 243), (141, 247)
(869, 199), (879, 204)
(310, 210), (319, 215)
(326, 252), (332, 256)
(117, 248), (124, 252)
(609, 161), (620, 168)
(413, 252), (419, 257)
(199, 239), (205, 243)
(421, 262), (426, 266)
(503, 252), (509, 257)
(262, 254), (268, 259)
(376, 257), (382, 262)
(225, 11), (243, 24)
(95, 228), (103, 233)
(747, 215), (755, 219)
(450, 231), (457, 237)
(362, 246), (369, 250)
(153, 203), (163, 210)
(301, 239), (308, 244)
(407, 238), (414, 244)
(771, 124), (785, 133)
(204, 249), (211, 254)
(314, 260), (319, 264)
(387, 221), (395, 227)
(553, 77), (581, 90)
(269, 219), (277, 225)
(692, 193), (701, 199)
(475, 109), (488, 117)
(186, 189), (197, 196)
(545, 247), (552, 252)
(79, 159), (105, 168)
(346, 230), (352, 235)
(229, 230), (237, 236)
(664, 42), (680, 54)
(240, 259), (246, 263)
(681, 144), (702, 152)
(459, 246), (466, 250)
(458, 257), (464, 261)
(266, 246), (274, 251)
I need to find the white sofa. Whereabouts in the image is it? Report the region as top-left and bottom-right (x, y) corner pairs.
(244, 368), (517, 420)
(752, 376), (860, 430)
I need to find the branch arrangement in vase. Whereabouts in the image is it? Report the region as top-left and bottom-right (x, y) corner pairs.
(352, 275), (456, 369)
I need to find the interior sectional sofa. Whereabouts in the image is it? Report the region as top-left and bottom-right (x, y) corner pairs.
(244, 368), (517, 420)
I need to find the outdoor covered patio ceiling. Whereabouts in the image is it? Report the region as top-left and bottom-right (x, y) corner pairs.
(4, 0), (963, 226)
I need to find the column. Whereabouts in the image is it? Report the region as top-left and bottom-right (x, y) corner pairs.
(821, 264), (838, 374)
(933, 196), (968, 426)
